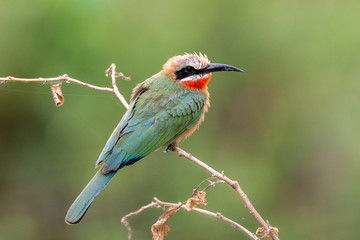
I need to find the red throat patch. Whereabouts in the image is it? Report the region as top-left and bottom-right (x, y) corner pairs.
(181, 74), (212, 90)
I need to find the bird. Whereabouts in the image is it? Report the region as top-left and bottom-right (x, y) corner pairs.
(65, 53), (243, 224)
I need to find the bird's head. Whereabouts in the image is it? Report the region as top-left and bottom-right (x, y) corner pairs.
(162, 52), (243, 91)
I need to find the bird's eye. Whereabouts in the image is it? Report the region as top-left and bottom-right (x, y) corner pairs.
(184, 66), (194, 72)
(174, 65), (197, 80)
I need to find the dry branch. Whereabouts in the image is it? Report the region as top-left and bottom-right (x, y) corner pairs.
(0, 64), (279, 240)
(0, 67), (130, 107)
(174, 146), (279, 240)
(106, 63), (130, 109)
(121, 202), (161, 240)
(121, 194), (260, 240)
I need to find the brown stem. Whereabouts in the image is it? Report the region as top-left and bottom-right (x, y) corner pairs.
(121, 197), (259, 240)
(121, 202), (161, 240)
(106, 64), (130, 109)
(173, 146), (279, 240)
(0, 75), (114, 93)
(0, 64), (131, 107)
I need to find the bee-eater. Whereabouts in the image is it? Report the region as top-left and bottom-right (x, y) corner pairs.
(65, 53), (242, 224)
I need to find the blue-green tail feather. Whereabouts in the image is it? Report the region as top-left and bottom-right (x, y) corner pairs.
(65, 167), (116, 225)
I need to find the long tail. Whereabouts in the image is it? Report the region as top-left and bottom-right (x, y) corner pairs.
(65, 167), (116, 225)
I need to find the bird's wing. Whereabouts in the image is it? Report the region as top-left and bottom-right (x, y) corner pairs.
(96, 86), (206, 173)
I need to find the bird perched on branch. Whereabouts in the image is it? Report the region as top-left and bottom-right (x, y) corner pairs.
(65, 53), (242, 224)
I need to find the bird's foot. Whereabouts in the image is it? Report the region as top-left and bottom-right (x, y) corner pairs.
(166, 142), (179, 152)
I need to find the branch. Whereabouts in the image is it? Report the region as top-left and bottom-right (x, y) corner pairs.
(173, 146), (279, 240)
(0, 75), (114, 93)
(121, 195), (259, 240)
(153, 198), (260, 240)
(121, 202), (161, 240)
(106, 63), (130, 109)
(0, 65), (130, 107)
(192, 176), (225, 192)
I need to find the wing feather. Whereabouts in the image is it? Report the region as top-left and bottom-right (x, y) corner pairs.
(99, 86), (206, 173)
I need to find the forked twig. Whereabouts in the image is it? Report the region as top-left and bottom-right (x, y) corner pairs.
(0, 64), (131, 107)
(121, 195), (260, 240)
(105, 63), (130, 109)
(121, 202), (161, 240)
(174, 146), (279, 240)
(0, 74), (114, 93)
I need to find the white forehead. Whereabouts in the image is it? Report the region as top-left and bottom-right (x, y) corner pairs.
(183, 52), (210, 69)
(171, 52), (211, 70)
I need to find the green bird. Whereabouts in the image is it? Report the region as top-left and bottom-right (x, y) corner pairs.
(65, 53), (242, 224)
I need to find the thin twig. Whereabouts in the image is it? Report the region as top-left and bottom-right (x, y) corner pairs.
(106, 64), (130, 109)
(153, 198), (259, 240)
(121, 197), (259, 240)
(192, 208), (259, 240)
(193, 177), (225, 194)
(0, 65), (131, 107)
(121, 202), (161, 240)
(0, 75), (114, 93)
(202, 179), (226, 192)
(173, 146), (279, 240)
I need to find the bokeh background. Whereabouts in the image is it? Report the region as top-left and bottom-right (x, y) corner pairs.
(1, 0), (359, 239)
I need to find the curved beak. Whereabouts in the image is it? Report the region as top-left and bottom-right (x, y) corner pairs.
(204, 63), (243, 73)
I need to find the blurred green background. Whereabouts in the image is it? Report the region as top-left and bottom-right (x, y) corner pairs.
(1, 0), (360, 239)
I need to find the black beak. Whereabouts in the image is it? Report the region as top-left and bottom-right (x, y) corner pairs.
(204, 63), (243, 73)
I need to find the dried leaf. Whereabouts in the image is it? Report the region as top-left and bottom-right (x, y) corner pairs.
(50, 83), (64, 107)
(256, 220), (279, 240)
(184, 190), (207, 211)
(151, 207), (180, 240)
(151, 224), (170, 240)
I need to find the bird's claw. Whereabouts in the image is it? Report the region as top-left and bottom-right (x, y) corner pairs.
(166, 142), (179, 152)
